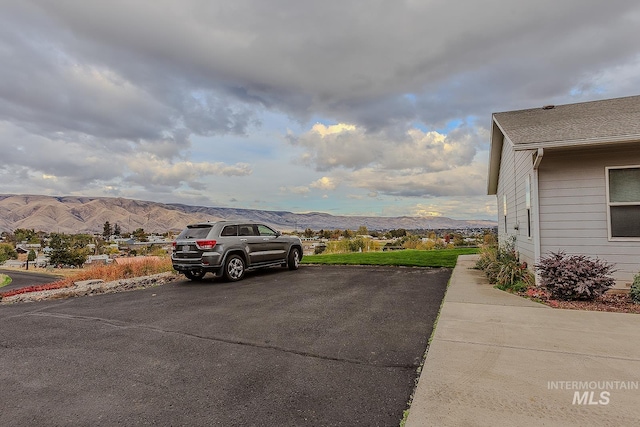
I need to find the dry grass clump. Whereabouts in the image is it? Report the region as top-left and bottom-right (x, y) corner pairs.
(62, 257), (173, 284)
(1, 257), (173, 299)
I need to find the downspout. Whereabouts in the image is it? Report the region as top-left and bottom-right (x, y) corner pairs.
(532, 148), (544, 271)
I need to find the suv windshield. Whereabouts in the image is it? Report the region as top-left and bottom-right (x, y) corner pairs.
(177, 224), (212, 239)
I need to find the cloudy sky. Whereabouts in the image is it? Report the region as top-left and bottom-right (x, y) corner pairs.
(2, 1), (640, 220)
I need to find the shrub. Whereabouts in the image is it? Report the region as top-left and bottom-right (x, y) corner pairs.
(475, 236), (532, 288)
(496, 279), (530, 294)
(474, 244), (496, 271)
(324, 237), (377, 254)
(0, 257), (173, 299)
(314, 244), (327, 255)
(535, 251), (615, 301)
(494, 260), (534, 290)
(631, 274), (640, 304)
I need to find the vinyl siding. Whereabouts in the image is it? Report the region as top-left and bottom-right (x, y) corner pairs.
(538, 145), (640, 288)
(496, 134), (535, 268)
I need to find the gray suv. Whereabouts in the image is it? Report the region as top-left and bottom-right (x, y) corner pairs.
(172, 221), (303, 281)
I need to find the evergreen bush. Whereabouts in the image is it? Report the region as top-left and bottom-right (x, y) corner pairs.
(630, 274), (640, 304)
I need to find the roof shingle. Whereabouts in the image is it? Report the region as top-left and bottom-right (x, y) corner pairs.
(493, 95), (640, 146)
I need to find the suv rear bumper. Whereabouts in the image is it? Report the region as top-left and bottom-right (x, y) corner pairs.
(172, 252), (223, 271)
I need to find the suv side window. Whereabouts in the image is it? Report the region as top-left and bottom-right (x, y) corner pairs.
(257, 225), (277, 236)
(238, 225), (257, 236)
(221, 225), (237, 237)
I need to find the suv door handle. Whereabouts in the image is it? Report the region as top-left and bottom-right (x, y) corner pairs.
(263, 238), (270, 241)
(240, 238), (248, 242)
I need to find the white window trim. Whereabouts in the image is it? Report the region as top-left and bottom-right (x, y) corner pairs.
(605, 165), (640, 241)
(526, 174), (532, 240)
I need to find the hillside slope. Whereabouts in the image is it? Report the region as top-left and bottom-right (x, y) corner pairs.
(0, 194), (496, 234)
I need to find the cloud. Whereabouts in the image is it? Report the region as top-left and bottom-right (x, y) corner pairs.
(1, 1), (639, 219)
(279, 186), (311, 195)
(0, 118), (250, 193)
(125, 158), (252, 189)
(379, 197), (498, 220)
(346, 163), (487, 198)
(290, 121), (487, 173)
(6, 0), (638, 133)
(410, 199), (497, 219)
(310, 176), (338, 191)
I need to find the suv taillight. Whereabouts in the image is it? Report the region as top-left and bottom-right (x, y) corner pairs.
(195, 240), (217, 250)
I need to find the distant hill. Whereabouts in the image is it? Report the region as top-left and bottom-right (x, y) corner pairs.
(0, 194), (496, 234)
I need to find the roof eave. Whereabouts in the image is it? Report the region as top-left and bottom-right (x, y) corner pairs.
(487, 116), (507, 195)
(512, 134), (640, 151)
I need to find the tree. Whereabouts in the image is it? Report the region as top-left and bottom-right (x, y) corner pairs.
(356, 226), (369, 236)
(48, 233), (89, 267)
(390, 228), (407, 238)
(113, 223), (121, 237)
(103, 221), (113, 240)
(26, 249), (37, 270)
(303, 228), (315, 238)
(93, 236), (105, 255)
(132, 228), (148, 242)
(14, 228), (38, 243)
(0, 243), (17, 264)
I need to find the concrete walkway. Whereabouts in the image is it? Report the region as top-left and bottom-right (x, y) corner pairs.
(405, 255), (640, 427)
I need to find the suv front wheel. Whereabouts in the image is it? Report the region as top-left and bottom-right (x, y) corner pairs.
(287, 248), (301, 270)
(224, 254), (246, 281)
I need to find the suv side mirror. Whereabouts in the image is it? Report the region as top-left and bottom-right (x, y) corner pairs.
(276, 230), (282, 237)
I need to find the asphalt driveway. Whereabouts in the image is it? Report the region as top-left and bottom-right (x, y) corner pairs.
(0, 265), (450, 426)
(0, 268), (62, 292)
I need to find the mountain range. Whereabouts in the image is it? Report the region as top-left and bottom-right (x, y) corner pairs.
(0, 194), (496, 234)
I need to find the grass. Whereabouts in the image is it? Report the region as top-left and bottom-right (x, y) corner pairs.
(1, 257), (173, 299)
(63, 257), (173, 283)
(301, 248), (479, 268)
(0, 273), (11, 288)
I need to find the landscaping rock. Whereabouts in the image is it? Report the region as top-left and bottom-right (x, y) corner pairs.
(1, 272), (179, 304)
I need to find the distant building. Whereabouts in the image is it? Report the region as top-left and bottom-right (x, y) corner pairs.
(84, 254), (112, 266)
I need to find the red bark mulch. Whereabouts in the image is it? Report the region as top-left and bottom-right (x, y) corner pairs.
(519, 287), (640, 314)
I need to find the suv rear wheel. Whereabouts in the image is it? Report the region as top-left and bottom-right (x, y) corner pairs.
(224, 254), (246, 281)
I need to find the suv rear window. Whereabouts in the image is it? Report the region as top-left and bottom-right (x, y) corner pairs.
(177, 224), (212, 239)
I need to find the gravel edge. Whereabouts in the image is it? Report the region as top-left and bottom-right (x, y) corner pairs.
(1, 272), (180, 304)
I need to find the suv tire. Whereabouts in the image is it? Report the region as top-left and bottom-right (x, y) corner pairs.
(224, 254), (246, 281)
(287, 247), (301, 270)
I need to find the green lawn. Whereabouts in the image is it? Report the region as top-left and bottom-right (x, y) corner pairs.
(301, 248), (479, 268)
(0, 273), (11, 288)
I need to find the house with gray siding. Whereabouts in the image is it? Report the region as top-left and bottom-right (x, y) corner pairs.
(488, 95), (640, 289)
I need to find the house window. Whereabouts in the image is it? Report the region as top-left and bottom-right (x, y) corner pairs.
(503, 194), (507, 232)
(607, 166), (640, 238)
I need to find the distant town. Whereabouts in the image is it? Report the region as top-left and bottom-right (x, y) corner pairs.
(0, 222), (497, 269)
